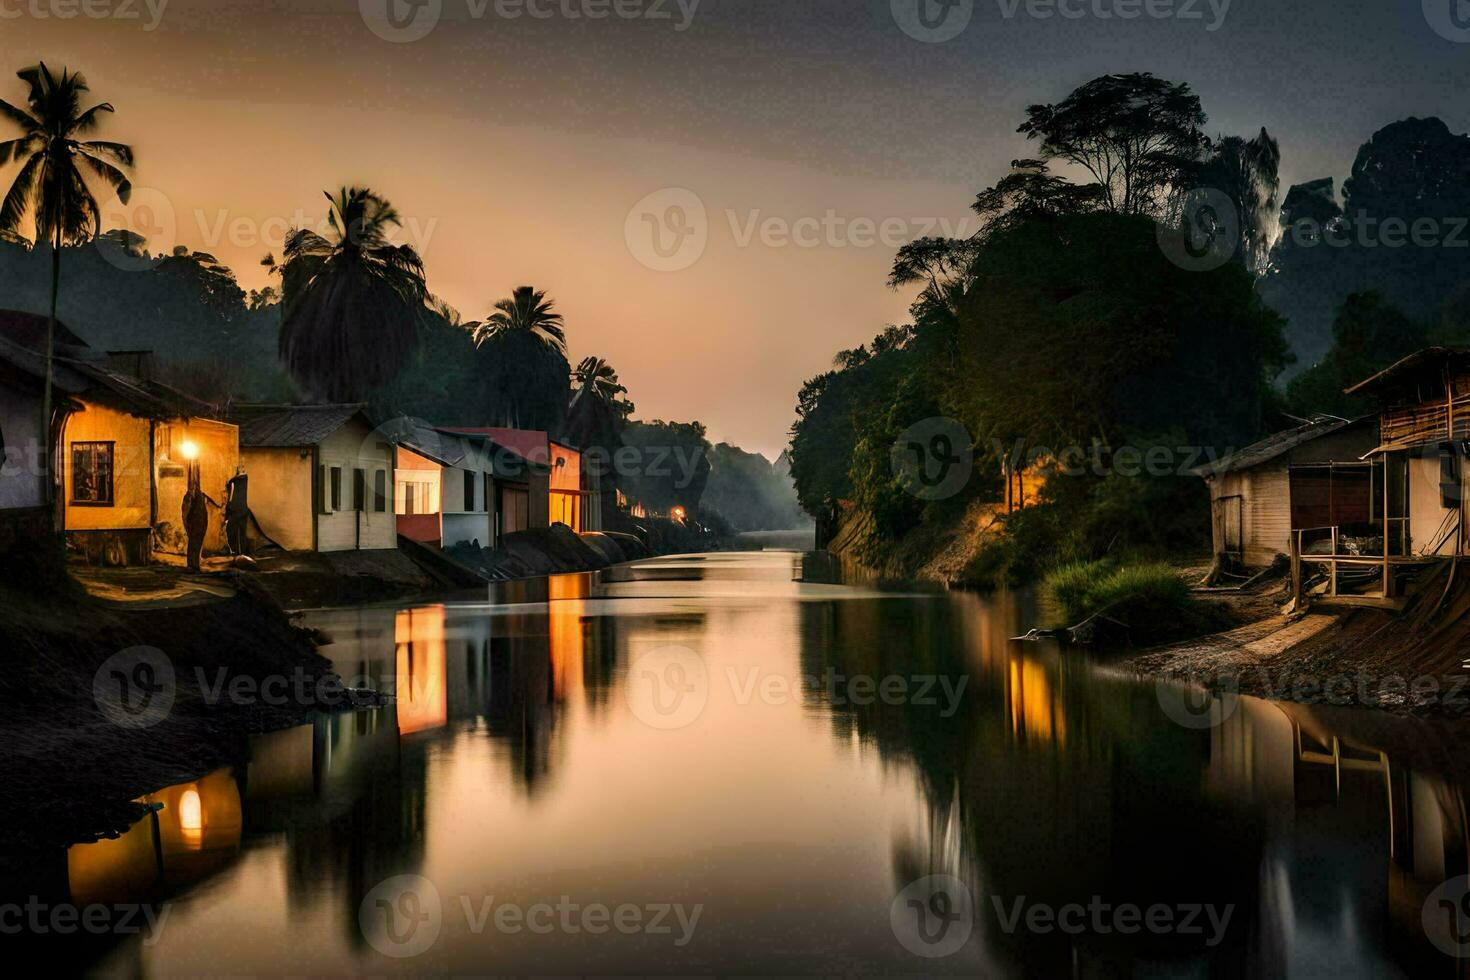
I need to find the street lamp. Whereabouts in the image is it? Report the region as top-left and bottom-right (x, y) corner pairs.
(180, 439), (199, 461)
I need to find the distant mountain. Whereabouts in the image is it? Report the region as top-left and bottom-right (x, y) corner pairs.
(703, 442), (808, 532)
(1259, 117), (1470, 376)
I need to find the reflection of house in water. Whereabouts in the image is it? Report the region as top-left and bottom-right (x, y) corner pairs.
(1206, 697), (1470, 976)
(396, 607), (449, 735)
(309, 598), (601, 792)
(68, 767), (244, 906)
(1006, 655), (1066, 745)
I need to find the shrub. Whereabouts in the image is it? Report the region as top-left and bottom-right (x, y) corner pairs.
(1046, 559), (1118, 619)
(1045, 560), (1221, 646)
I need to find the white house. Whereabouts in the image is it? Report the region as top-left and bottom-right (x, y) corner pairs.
(235, 405), (397, 553)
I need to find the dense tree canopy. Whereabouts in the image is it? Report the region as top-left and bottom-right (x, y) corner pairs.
(792, 72), (1291, 578)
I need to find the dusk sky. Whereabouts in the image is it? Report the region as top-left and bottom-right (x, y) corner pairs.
(6, 0), (1469, 456)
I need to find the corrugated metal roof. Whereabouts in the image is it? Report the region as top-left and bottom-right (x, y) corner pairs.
(235, 404), (365, 447)
(1191, 417), (1370, 477)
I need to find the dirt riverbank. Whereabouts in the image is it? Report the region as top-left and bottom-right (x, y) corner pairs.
(1120, 563), (1470, 718)
(0, 567), (369, 863)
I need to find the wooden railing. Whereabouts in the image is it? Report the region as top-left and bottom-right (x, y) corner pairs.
(1381, 397), (1470, 448)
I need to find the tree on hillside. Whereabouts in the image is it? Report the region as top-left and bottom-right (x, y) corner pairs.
(0, 62), (133, 503)
(566, 355), (632, 487)
(471, 285), (570, 432)
(1286, 292), (1423, 419)
(1018, 73), (1209, 216)
(573, 355), (629, 412)
(621, 420), (711, 516)
(275, 186), (430, 401)
(1259, 118), (1470, 375)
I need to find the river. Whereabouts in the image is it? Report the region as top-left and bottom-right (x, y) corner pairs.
(56, 551), (1470, 976)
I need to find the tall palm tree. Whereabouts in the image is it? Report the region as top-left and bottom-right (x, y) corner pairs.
(471, 286), (569, 430)
(573, 356), (627, 405)
(566, 355), (632, 463)
(276, 186), (430, 401)
(0, 62), (133, 506)
(471, 285), (566, 350)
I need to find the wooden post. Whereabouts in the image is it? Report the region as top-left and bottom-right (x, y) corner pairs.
(1291, 529), (1303, 610)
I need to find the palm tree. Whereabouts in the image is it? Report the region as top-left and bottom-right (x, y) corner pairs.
(471, 286), (570, 430)
(471, 285), (567, 350)
(276, 186), (430, 401)
(0, 62), (133, 506)
(566, 355), (633, 461)
(573, 356), (627, 405)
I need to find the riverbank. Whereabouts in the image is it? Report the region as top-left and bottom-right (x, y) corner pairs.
(0, 519), (747, 857)
(0, 566), (359, 858)
(1118, 562), (1470, 718)
(826, 500), (1470, 718)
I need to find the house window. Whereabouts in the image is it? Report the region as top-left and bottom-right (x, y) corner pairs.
(398, 481), (435, 515)
(374, 470), (387, 512)
(353, 468), (366, 512)
(330, 467), (343, 511)
(464, 469), (476, 511)
(71, 441), (115, 506)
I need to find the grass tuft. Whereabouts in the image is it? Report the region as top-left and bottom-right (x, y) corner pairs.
(1045, 560), (1217, 646)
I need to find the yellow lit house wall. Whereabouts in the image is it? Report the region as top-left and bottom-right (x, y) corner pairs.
(62, 400), (152, 531)
(241, 446), (315, 551)
(154, 418), (239, 553)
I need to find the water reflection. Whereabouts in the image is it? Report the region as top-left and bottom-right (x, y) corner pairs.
(22, 554), (1470, 976)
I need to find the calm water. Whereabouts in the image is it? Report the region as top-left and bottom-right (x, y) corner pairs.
(55, 551), (1470, 976)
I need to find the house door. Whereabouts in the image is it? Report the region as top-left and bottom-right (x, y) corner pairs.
(1214, 494), (1243, 556)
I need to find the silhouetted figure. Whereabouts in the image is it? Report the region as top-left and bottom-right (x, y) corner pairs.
(225, 471), (249, 558)
(182, 461), (210, 572)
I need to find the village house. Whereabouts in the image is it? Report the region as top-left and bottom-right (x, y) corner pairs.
(1344, 348), (1470, 562)
(0, 311), (240, 566)
(391, 423), (552, 549)
(233, 404), (398, 553)
(442, 426), (603, 534)
(394, 426), (487, 549)
(1194, 416), (1380, 570)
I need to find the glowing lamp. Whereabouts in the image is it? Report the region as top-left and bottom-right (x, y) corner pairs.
(180, 440), (199, 461)
(671, 505), (687, 521)
(178, 787), (203, 846)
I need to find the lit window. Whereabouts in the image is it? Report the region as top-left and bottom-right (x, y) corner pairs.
(71, 441), (115, 506)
